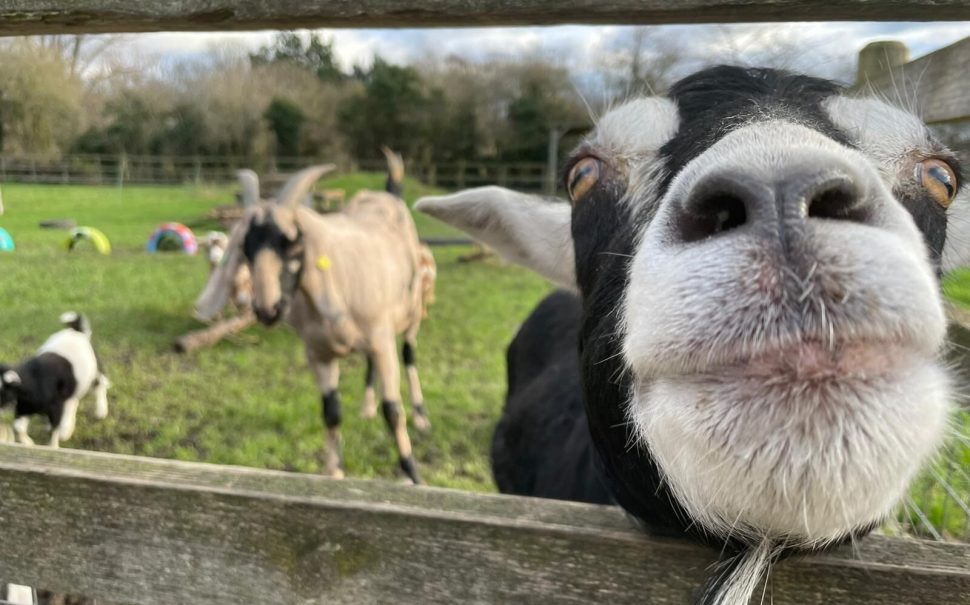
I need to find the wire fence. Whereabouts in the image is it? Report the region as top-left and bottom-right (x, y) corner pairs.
(0, 154), (554, 194)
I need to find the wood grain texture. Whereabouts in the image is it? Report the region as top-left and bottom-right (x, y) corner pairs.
(1, 0), (970, 34)
(0, 445), (968, 604)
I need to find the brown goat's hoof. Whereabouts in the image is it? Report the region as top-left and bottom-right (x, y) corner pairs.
(412, 414), (431, 433)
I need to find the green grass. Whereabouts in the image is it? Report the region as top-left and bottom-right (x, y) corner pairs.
(0, 178), (550, 491)
(1, 180), (967, 541)
(944, 268), (970, 310)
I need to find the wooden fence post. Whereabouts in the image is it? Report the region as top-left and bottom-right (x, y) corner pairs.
(117, 153), (127, 190)
(456, 159), (466, 189)
(546, 127), (562, 196)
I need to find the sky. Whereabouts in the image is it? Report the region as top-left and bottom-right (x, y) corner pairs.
(118, 21), (970, 82)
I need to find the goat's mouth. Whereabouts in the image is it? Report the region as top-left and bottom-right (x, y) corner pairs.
(628, 333), (951, 546)
(698, 337), (917, 383)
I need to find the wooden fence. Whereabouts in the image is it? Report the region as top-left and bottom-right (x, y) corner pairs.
(0, 154), (552, 193)
(1, 0), (970, 33)
(2, 2), (970, 604)
(0, 444), (968, 604)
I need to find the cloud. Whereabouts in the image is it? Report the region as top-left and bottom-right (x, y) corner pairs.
(114, 22), (970, 79)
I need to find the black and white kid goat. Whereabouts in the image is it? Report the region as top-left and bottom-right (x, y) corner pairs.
(417, 66), (966, 604)
(0, 312), (110, 447)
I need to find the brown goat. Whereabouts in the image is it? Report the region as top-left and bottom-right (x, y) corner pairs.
(195, 153), (434, 484)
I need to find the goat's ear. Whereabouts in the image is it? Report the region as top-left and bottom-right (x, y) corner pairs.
(416, 186), (576, 288)
(195, 219), (247, 322)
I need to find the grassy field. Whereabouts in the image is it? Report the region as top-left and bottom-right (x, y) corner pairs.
(0, 178), (551, 491)
(0, 178), (967, 540)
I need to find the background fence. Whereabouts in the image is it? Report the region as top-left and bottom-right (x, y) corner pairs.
(0, 154), (553, 193)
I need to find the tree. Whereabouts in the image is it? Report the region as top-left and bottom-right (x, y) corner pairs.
(597, 27), (683, 101)
(264, 97), (306, 157)
(153, 103), (209, 156)
(495, 61), (590, 163)
(250, 32), (344, 83)
(0, 41), (83, 155)
(338, 56), (428, 161)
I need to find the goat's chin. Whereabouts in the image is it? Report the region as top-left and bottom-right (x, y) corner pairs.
(629, 347), (951, 547)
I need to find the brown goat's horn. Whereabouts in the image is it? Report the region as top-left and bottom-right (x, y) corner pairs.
(380, 146), (405, 185)
(236, 169), (260, 208)
(276, 164), (337, 208)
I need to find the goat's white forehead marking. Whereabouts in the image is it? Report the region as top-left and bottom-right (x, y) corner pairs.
(823, 96), (932, 180)
(589, 98), (680, 160)
(586, 98), (679, 214)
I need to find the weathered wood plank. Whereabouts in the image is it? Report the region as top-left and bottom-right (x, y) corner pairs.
(1, 0), (970, 35)
(0, 445), (968, 604)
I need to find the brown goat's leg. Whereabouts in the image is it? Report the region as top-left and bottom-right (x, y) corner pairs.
(402, 338), (430, 432)
(373, 335), (422, 484)
(361, 354), (377, 419)
(308, 354), (344, 479)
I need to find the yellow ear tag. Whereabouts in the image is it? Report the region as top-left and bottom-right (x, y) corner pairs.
(316, 255), (332, 271)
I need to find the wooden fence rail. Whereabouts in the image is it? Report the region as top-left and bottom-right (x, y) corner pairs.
(3, 0), (970, 34)
(0, 4), (969, 605)
(0, 445), (968, 604)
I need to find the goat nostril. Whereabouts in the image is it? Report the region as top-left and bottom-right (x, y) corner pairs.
(806, 183), (867, 222)
(677, 193), (748, 243)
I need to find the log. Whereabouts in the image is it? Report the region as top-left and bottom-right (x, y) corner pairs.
(0, 445), (968, 604)
(0, 0), (969, 35)
(174, 312), (255, 353)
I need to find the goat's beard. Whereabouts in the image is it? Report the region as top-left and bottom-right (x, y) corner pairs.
(628, 345), (951, 548)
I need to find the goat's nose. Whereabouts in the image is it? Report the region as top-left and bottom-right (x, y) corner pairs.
(674, 165), (871, 244)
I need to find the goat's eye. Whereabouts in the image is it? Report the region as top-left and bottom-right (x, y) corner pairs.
(916, 159), (957, 209)
(568, 157), (601, 203)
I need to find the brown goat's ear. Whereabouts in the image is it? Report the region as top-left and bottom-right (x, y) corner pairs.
(195, 217), (248, 322)
(416, 186), (576, 289)
(276, 164), (336, 208)
(381, 146), (405, 184)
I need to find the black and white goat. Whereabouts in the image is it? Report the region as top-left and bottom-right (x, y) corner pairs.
(418, 66), (966, 604)
(0, 312), (110, 447)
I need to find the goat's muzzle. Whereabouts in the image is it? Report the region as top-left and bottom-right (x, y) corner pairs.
(254, 301), (286, 326)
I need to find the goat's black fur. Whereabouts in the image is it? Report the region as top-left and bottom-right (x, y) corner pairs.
(0, 353), (77, 427)
(492, 290), (612, 505)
